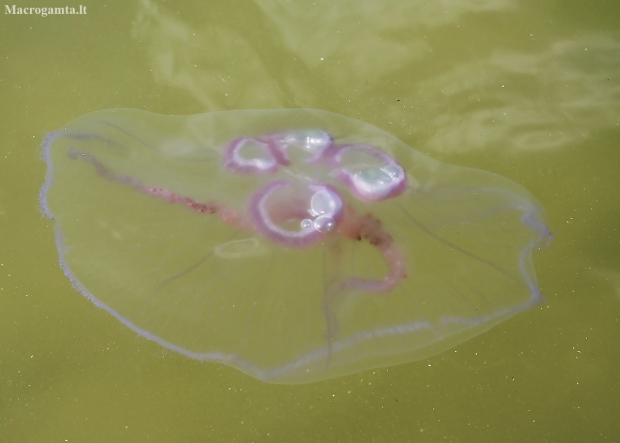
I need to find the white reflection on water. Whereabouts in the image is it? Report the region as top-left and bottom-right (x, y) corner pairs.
(254, 0), (516, 70)
(133, 0), (620, 153)
(410, 36), (620, 152)
(133, 0), (285, 109)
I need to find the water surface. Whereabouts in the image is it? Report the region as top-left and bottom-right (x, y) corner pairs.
(1, 0), (618, 441)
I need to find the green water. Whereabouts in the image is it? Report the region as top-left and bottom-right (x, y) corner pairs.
(1, 0), (619, 441)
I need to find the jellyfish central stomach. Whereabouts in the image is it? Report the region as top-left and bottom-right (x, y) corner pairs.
(265, 197), (315, 229)
(247, 180), (343, 248)
(264, 183), (341, 234)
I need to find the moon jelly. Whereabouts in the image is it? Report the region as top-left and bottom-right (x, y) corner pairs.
(40, 108), (550, 384)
